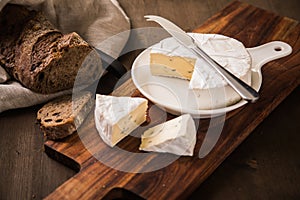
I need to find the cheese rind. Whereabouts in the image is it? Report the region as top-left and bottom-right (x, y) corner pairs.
(94, 94), (148, 147)
(150, 33), (251, 89)
(139, 114), (196, 156)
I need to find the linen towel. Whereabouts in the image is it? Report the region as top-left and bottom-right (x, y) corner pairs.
(0, 0), (130, 113)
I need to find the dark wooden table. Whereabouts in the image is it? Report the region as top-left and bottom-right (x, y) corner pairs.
(0, 0), (299, 199)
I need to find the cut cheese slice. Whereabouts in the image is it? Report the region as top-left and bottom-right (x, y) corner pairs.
(149, 33), (252, 109)
(94, 94), (148, 147)
(150, 33), (251, 90)
(139, 114), (196, 156)
(150, 53), (195, 80)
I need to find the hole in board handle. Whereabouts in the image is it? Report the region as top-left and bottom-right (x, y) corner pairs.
(274, 46), (282, 51)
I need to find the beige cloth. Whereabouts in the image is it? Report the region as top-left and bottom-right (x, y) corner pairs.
(0, 0), (130, 113)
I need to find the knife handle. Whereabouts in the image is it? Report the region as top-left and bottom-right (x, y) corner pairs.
(96, 49), (127, 79)
(95, 49), (127, 94)
(191, 46), (259, 102)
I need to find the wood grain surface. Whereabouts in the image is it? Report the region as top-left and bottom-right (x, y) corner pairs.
(0, 1), (299, 200)
(42, 1), (300, 199)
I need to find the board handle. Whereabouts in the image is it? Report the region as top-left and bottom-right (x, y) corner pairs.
(247, 41), (292, 72)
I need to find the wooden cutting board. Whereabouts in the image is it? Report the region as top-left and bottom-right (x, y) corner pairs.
(44, 1), (300, 199)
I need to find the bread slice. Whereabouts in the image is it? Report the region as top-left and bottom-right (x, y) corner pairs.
(0, 4), (102, 94)
(37, 91), (94, 140)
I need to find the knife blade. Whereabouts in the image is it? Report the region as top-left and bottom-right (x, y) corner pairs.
(145, 15), (259, 103)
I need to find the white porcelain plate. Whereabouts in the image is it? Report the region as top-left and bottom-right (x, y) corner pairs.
(131, 39), (292, 118)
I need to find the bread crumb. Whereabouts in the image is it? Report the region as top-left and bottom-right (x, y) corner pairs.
(246, 159), (258, 169)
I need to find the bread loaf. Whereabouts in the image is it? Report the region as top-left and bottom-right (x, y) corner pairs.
(0, 4), (102, 94)
(37, 91), (94, 140)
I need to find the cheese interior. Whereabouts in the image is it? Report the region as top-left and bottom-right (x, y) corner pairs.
(141, 115), (185, 146)
(149, 33), (251, 90)
(139, 114), (196, 156)
(150, 53), (195, 80)
(94, 94), (148, 147)
(111, 102), (147, 145)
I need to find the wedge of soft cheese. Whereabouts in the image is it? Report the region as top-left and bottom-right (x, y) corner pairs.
(94, 94), (148, 147)
(139, 114), (196, 156)
(150, 33), (252, 109)
(150, 33), (251, 90)
(150, 53), (195, 80)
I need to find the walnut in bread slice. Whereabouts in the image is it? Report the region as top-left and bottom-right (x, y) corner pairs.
(37, 91), (94, 140)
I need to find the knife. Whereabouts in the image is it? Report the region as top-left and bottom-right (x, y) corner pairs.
(95, 49), (128, 94)
(96, 49), (127, 79)
(145, 15), (259, 103)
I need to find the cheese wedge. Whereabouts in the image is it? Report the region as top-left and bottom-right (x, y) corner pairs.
(149, 33), (252, 109)
(150, 33), (251, 90)
(150, 53), (195, 80)
(139, 114), (196, 156)
(94, 94), (148, 147)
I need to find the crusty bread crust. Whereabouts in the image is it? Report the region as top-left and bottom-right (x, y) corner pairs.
(37, 91), (94, 140)
(0, 4), (101, 94)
